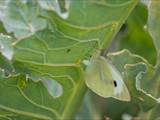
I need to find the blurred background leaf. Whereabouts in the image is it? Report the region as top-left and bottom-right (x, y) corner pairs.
(110, 3), (157, 65)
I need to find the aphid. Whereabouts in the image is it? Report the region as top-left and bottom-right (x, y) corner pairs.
(85, 55), (130, 101)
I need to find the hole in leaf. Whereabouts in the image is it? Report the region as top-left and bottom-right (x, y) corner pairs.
(0, 34), (13, 60)
(113, 80), (117, 87)
(42, 79), (63, 98)
(58, 0), (67, 13)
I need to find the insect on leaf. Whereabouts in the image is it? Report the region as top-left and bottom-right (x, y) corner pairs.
(85, 55), (130, 101)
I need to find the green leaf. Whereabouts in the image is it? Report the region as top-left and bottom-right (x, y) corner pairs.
(117, 3), (157, 65)
(107, 50), (159, 111)
(41, 0), (138, 50)
(148, 0), (160, 54)
(13, 29), (99, 64)
(0, 74), (67, 119)
(0, 0), (47, 39)
(0, 0), (139, 119)
(147, 1), (160, 119)
(11, 61), (87, 119)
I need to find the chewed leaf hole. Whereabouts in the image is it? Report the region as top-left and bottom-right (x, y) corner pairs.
(42, 79), (63, 98)
(113, 80), (117, 87)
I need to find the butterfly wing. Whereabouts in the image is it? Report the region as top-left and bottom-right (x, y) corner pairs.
(85, 56), (131, 101)
(85, 56), (115, 97)
(107, 60), (131, 101)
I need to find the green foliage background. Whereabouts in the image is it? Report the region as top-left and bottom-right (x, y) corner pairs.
(0, 0), (160, 120)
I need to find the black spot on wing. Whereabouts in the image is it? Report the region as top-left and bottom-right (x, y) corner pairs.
(113, 80), (117, 87)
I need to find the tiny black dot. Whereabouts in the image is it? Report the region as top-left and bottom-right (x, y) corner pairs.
(66, 49), (71, 53)
(113, 81), (117, 87)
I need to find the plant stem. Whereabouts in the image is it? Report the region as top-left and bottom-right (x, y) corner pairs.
(60, 70), (87, 119)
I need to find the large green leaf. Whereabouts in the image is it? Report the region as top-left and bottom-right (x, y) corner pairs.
(0, 74), (86, 120)
(117, 3), (157, 65)
(148, 0), (160, 54)
(147, 1), (160, 119)
(41, 0), (138, 50)
(0, 0), (138, 119)
(107, 50), (159, 111)
(13, 29), (99, 64)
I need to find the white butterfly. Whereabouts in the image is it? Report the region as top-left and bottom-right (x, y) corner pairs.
(84, 55), (130, 101)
